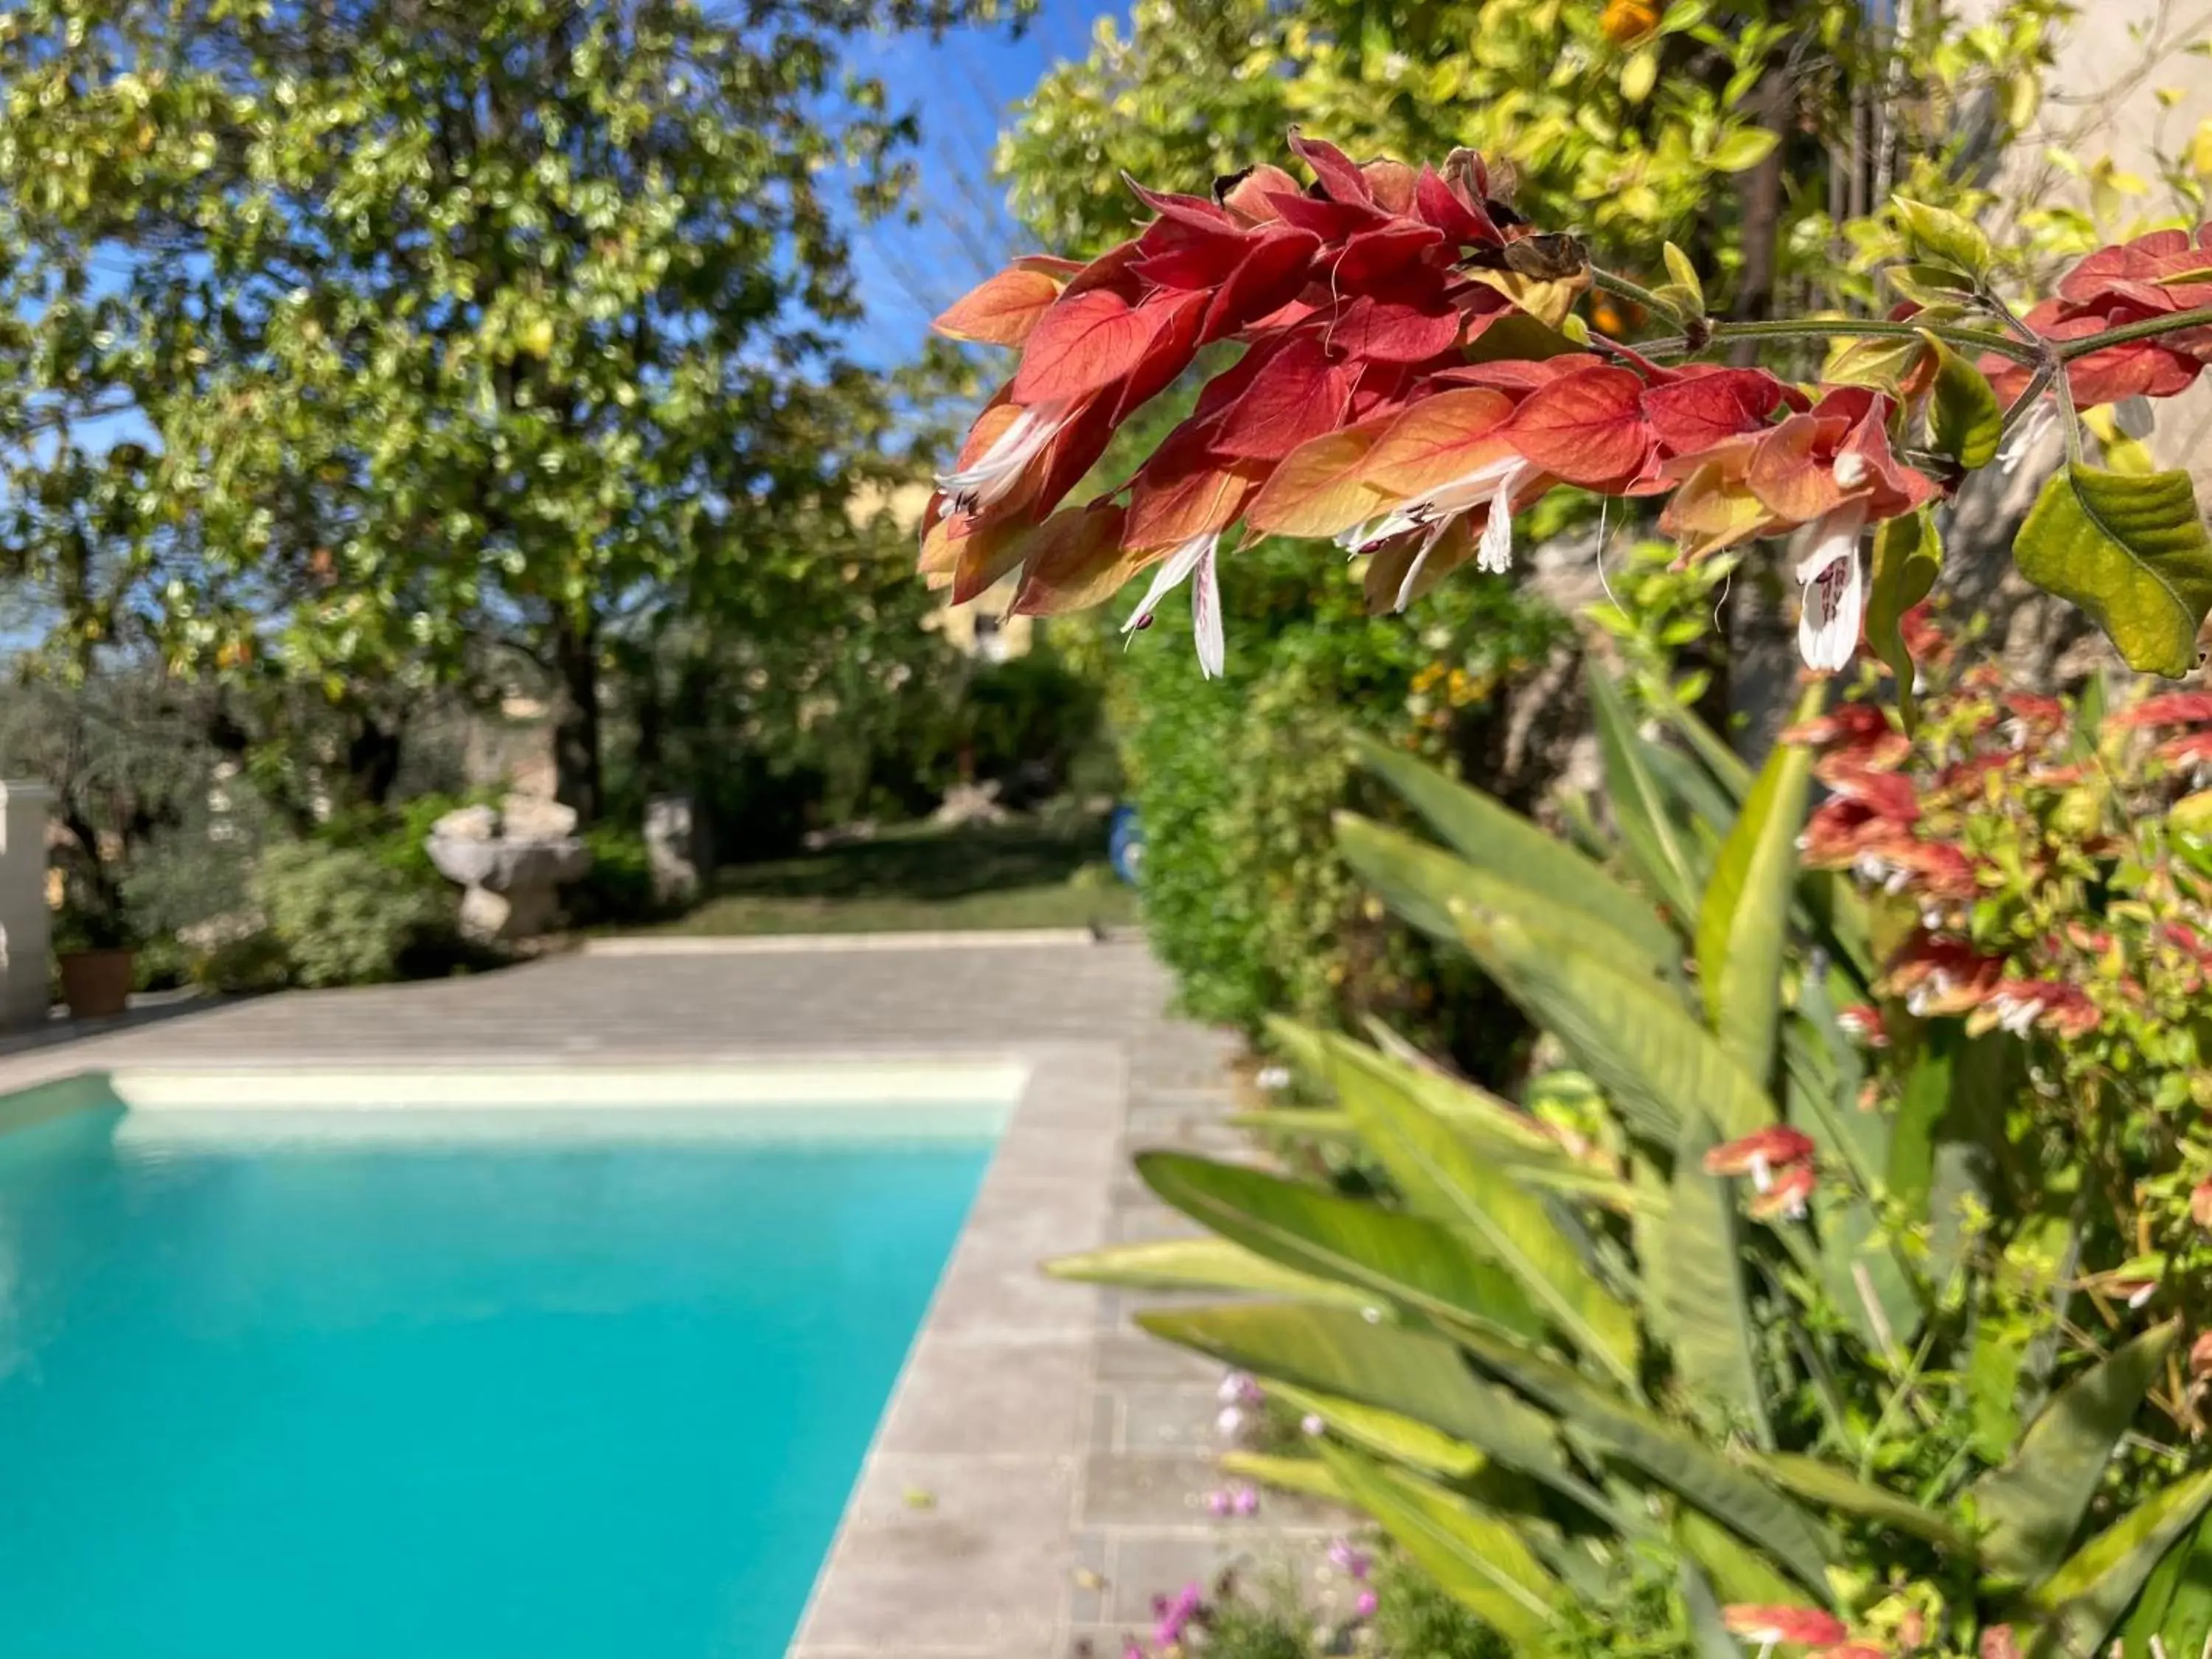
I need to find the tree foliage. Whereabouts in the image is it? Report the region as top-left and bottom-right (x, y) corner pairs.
(0, 0), (1007, 821)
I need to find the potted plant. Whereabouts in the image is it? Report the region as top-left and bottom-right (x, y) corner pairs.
(52, 901), (137, 1021)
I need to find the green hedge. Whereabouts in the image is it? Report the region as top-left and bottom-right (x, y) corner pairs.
(1109, 538), (1563, 1071)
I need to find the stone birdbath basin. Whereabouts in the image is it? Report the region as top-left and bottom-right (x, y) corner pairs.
(425, 796), (592, 942)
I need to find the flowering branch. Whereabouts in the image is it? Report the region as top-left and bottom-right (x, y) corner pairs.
(920, 132), (2212, 688)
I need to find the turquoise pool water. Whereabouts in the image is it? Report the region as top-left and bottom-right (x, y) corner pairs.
(0, 1105), (994, 1659)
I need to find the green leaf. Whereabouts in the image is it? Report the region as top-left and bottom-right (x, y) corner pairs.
(1868, 511), (1944, 732)
(1661, 1113), (1771, 1445)
(1924, 335), (2003, 469)
(1748, 1452), (1974, 1551)
(1043, 1234), (1375, 1307)
(2118, 1504), (2212, 1659)
(1893, 195), (1994, 277)
(2015, 465), (2212, 678)
(1351, 737), (1680, 964)
(1218, 1450), (1348, 1503)
(1138, 1302), (1596, 1508)
(1310, 1037), (1642, 1389)
(1655, 700), (1753, 805)
(1695, 687), (1816, 1074)
(1270, 1382), (1484, 1478)
(1710, 128), (1780, 172)
(1335, 813), (1677, 985)
(2028, 1466), (2212, 1659)
(1320, 1441), (1560, 1655)
(1447, 1322), (1837, 1599)
(1134, 1150), (1546, 1345)
(1663, 243), (1705, 316)
(1975, 1321), (2181, 1584)
(1588, 664), (1703, 921)
(1677, 1506), (1801, 1608)
(1679, 1557), (1749, 1659)
(1311, 1029), (1641, 1211)
(1453, 905), (1778, 1144)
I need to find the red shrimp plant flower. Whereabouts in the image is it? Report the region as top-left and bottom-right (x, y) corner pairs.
(925, 133), (2212, 687)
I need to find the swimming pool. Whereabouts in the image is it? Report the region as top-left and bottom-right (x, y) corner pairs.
(0, 1087), (1000, 1659)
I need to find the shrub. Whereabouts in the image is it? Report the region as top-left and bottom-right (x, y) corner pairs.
(959, 647), (1103, 802)
(568, 826), (660, 928)
(253, 841), (442, 989)
(1798, 627), (2212, 1329)
(1110, 533), (1563, 1069)
(1056, 669), (2212, 1659)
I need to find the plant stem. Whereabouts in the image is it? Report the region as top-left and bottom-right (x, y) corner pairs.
(1632, 315), (2041, 364)
(1592, 268), (1683, 322)
(2053, 302), (2212, 358)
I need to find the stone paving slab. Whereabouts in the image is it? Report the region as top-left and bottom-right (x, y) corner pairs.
(0, 940), (1331, 1658)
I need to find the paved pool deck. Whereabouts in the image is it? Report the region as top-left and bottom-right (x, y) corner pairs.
(0, 941), (1341, 1658)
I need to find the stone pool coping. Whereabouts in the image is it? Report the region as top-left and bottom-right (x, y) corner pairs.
(790, 1043), (1128, 1659)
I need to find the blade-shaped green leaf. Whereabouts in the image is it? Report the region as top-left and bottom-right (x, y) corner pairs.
(1044, 1234), (1374, 1307)
(2118, 1503), (2212, 1659)
(1975, 1320), (2180, 1584)
(2015, 465), (2212, 678)
(1869, 508), (1944, 732)
(1695, 689), (1817, 1074)
(1138, 1301), (1597, 1511)
(1641, 740), (1737, 841)
(1318, 1031), (1641, 1211)
(1134, 1150), (1545, 1345)
(1590, 663), (1703, 919)
(1677, 1506), (1801, 1607)
(1336, 812), (1678, 984)
(1748, 1452), (1974, 1552)
(2028, 1466), (2212, 1659)
(1217, 1450), (1349, 1504)
(1352, 734), (1681, 961)
(1447, 1321), (1837, 1600)
(1320, 1441), (1560, 1655)
(1784, 1003), (1885, 1194)
(1453, 905), (1778, 1143)
(1662, 1113), (1772, 1445)
(1312, 1035), (1643, 1389)
(1270, 1382), (1484, 1478)
(1679, 1555), (1749, 1659)
(1658, 699), (1753, 805)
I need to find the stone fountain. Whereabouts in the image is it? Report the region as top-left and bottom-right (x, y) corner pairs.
(425, 795), (591, 943)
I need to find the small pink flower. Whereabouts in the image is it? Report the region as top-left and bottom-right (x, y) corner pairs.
(1328, 1538), (1371, 1579)
(1206, 1489), (1232, 1517)
(1230, 1484), (1259, 1517)
(1300, 1412), (1326, 1437)
(1215, 1405), (1245, 1438)
(1354, 1588), (1380, 1621)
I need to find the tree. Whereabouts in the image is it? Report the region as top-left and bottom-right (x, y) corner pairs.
(0, 0), (1009, 824)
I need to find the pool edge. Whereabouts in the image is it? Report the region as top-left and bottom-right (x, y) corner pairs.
(787, 1041), (1124, 1659)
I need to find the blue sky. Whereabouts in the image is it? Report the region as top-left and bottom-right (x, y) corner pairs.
(838, 0), (1125, 366)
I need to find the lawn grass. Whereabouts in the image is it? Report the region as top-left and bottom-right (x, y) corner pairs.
(640, 814), (1141, 937)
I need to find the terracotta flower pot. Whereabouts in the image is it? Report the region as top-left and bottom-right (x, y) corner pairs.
(58, 948), (136, 1021)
